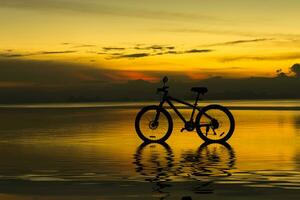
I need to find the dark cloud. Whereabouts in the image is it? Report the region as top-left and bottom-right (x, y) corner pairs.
(110, 53), (123, 56)
(184, 49), (213, 53)
(159, 28), (300, 40)
(207, 38), (272, 47)
(1, 45), (212, 61)
(291, 63), (300, 77)
(103, 47), (126, 51)
(60, 42), (95, 48)
(134, 45), (175, 51)
(111, 53), (150, 59)
(107, 47), (213, 59)
(164, 50), (178, 54)
(40, 50), (77, 55)
(158, 28), (259, 37)
(0, 58), (110, 84)
(72, 44), (97, 48)
(166, 46), (175, 50)
(0, 57), (300, 103)
(220, 52), (300, 62)
(0, 50), (77, 58)
(1, 0), (216, 22)
(158, 28), (270, 37)
(135, 45), (162, 50)
(0, 53), (30, 58)
(153, 49), (213, 56)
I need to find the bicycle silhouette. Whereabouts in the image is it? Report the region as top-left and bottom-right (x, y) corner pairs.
(135, 76), (235, 143)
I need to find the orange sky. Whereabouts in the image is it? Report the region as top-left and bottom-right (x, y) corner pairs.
(1, 0), (300, 80)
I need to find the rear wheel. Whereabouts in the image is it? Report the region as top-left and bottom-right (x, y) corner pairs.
(195, 105), (235, 143)
(135, 106), (173, 143)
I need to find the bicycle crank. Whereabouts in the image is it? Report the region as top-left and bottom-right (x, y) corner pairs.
(181, 121), (195, 132)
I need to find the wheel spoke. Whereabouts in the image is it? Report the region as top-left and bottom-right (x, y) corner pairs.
(205, 126), (210, 136)
(196, 106), (234, 142)
(136, 107), (172, 142)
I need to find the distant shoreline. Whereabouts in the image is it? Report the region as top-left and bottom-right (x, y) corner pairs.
(0, 99), (300, 110)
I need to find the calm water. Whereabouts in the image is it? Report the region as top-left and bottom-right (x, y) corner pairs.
(0, 100), (300, 199)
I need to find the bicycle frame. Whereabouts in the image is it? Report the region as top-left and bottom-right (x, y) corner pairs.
(135, 78), (235, 143)
(156, 93), (214, 126)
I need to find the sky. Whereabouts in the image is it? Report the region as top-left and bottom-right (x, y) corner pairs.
(1, 0), (300, 82)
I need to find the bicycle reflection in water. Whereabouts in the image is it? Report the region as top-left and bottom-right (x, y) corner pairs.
(133, 142), (236, 199)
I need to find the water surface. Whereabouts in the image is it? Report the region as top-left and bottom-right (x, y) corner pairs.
(0, 100), (300, 199)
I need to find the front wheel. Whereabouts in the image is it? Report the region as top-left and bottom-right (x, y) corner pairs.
(135, 106), (173, 143)
(195, 105), (235, 143)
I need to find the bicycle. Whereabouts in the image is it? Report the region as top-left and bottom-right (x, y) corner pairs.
(135, 76), (235, 143)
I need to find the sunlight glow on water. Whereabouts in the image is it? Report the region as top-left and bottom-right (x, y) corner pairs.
(0, 102), (300, 198)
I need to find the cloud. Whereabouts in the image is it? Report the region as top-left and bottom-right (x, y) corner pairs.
(154, 49), (213, 55)
(159, 28), (300, 40)
(1, 45), (213, 61)
(184, 49), (213, 53)
(0, 57), (166, 87)
(0, 50), (77, 58)
(107, 47), (213, 59)
(161, 50), (178, 54)
(0, 53), (30, 58)
(0, 0), (216, 22)
(134, 45), (175, 51)
(1, 57), (300, 103)
(207, 38), (272, 47)
(291, 63), (300, 77)
(158, 28), (259, 37)
(220, 52), (300, 62)
(103, 47), (126, 51)
(40, 50), (77, 55)
(72, 44), (97, 48)
(105, 71), (159, 82)
(111, 53), (150, 59)
(0, 58), (111, 85)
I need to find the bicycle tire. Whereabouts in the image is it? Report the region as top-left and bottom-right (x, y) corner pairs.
(135, 105), (173, 143)
(195, 104), (235, 143)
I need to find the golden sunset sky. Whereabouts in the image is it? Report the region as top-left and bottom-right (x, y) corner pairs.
(1, 0), (300, 81)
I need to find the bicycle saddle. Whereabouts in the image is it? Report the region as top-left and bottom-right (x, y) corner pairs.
(191, 87), (208, 95)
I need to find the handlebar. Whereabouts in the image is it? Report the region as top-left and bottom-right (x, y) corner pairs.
(157, 86), (169, 93)
(157, 76), (169, 94)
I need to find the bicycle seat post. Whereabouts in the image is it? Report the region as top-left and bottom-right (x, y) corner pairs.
(190, 92), (200, 122)
(195, 92), (200, 105)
